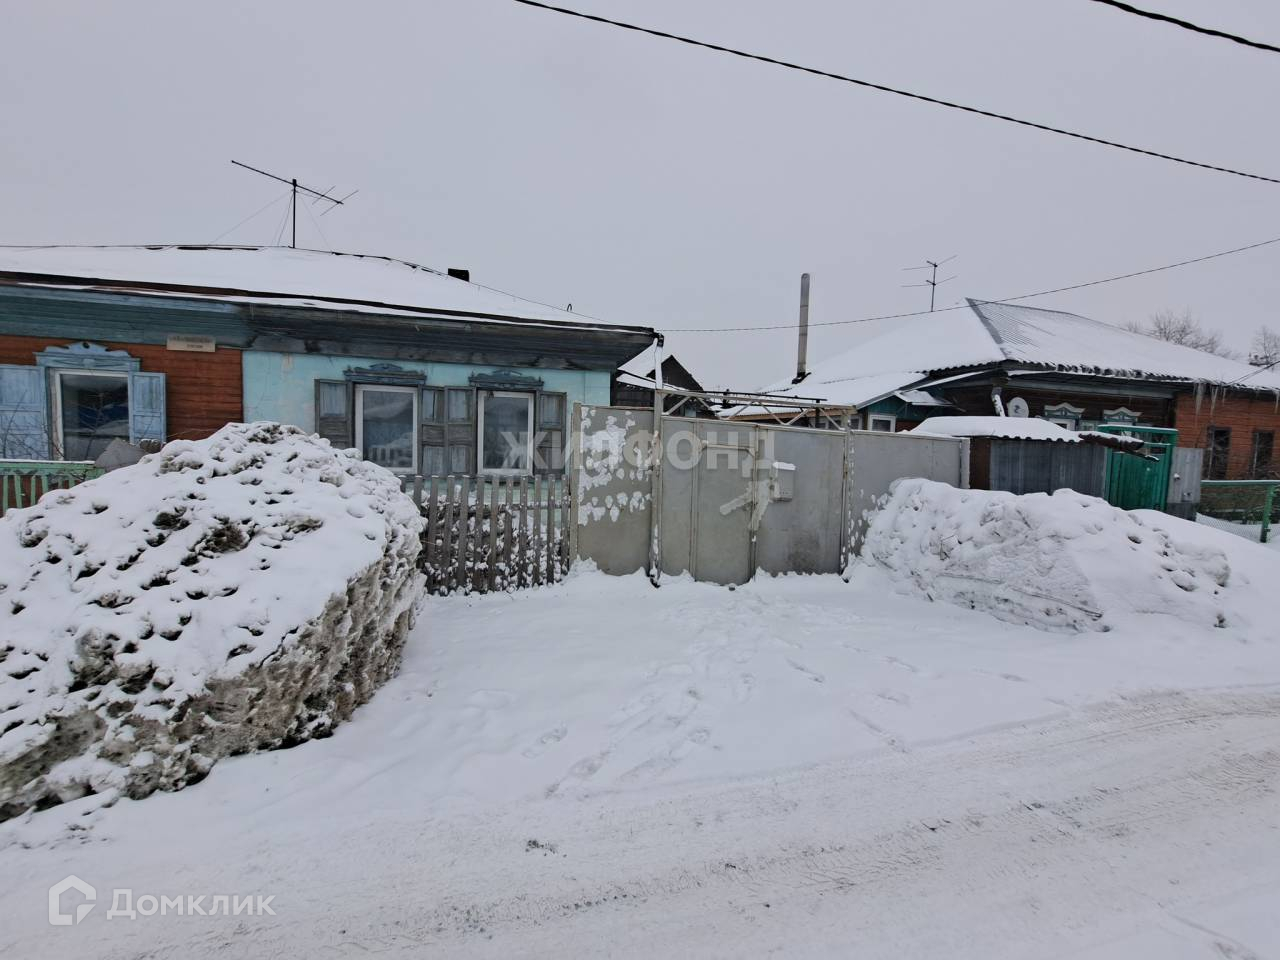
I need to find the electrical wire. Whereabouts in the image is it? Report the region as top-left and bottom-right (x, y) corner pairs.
(300, 193), (334, 251)
(210, 190), (291, 244)
(668, 233), (1280, 333)
(511, 0), (1280, 186)
(272, 196), (293, 247)
(1086, 0), (1280, 55)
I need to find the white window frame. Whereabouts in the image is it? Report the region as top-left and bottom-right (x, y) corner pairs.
(51, 368), (130, 462)
(867, 413), (897, 432)
(477, 389), (535, 476)
(1102, 406), (1140, 425)
(354, 383), (418, 475)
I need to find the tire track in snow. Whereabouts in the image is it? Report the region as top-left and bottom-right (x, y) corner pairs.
(258, 689), (1280, 959)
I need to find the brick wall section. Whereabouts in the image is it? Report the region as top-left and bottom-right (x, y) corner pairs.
(0, 334), (242, 442)
(1173, 390), (1280, 479)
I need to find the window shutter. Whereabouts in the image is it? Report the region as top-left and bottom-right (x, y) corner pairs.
(420, 387), (445, 476)
(0, 364), (50, 459)
(536, 391), (566, 474)
(445, 387), (475, 474)
(315, 380), (353, 449)
(128, 371), (167, 447)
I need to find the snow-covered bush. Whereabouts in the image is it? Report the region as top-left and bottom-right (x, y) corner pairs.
(863, 478), (1276, 634)
(0, 423), (423, 820)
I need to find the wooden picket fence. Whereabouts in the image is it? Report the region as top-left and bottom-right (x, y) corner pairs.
(1, 460), (104, 517)
(402, 474), (573, 595)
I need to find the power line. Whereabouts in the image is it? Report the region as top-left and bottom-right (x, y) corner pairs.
(511, 0), (1280, 186)
(1086, 0), (1280, 55)
(669, 233), (1280, 333)
(1225, 355), (1280, 387)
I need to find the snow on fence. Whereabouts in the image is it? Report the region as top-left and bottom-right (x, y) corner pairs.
(0, 460), (103, 517)
(402, 474), (572, 594)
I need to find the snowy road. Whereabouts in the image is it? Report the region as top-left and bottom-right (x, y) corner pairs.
(212, 689), (1280, 960)
(3, 569), (1279, 958)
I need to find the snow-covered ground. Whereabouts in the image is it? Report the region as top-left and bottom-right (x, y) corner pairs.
(3, 557), (1280, 959)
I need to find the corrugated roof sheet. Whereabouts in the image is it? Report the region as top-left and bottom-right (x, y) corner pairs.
(750, 299), (1280, 403)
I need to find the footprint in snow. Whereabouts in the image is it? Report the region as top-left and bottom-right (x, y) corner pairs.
(882, 656), (920, 675)
(786, 658), (825, 683)
(466, 690), (514, 709)
(522, 726), (567, 759)
(875, 689), (910, 706)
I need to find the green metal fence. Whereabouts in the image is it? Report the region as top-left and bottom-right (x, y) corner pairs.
(0, 460), (104, 516)
(1097, 425), (1177, 512)
(1200, 480), (1278, 544)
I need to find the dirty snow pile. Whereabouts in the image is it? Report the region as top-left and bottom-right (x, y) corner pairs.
(863, 478), (1276, 634)
(0, 422), (423, 820)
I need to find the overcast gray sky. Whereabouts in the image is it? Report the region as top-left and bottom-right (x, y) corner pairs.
(5, 0), (1279, 388)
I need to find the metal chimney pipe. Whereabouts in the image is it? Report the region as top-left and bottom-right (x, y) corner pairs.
(793, 273), (811, 383)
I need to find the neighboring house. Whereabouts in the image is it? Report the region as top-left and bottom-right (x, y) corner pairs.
(0, 245), (656, 477)
(734, 298), (1280, 480)
(611, 352), (718, 417)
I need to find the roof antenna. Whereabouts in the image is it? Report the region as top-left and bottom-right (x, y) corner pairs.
(230, 160), (356, 249)
(902, 255), (958, 311)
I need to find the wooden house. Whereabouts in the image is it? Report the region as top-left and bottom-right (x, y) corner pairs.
(734, 299), (1280, 481)
(0, 245), (655, 478)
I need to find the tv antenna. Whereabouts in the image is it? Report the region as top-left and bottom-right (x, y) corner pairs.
(229, 160), (357, 248)
(902, 255), (957, 311)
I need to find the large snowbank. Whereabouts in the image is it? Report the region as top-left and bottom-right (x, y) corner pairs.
(864, 478), (1277, 634)
(0, 422), (423, 819)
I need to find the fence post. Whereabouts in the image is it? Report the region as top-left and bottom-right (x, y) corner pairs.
(1264, 484), (1275, 545)
(531, 477), (544, 587)
(517, 477), (530, 589)
(487, 478), (500, 592)
(558, 476), (571, 580)
(546, 477), (559, 584)
(423, 477), (438, 587)
(461, 476), (476, 593)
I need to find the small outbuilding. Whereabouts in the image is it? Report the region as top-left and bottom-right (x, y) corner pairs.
(911, 416), (1143, 498)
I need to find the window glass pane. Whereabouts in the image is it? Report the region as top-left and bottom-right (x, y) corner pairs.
(447, 389), (471, 422)
(1208, 428), (1231, 480)
(869, 417), (894, 432)
(60, 373), (129, 460)
(540, 393), (564, 427)
(360, 388), (416, 472)
(482, 394), (532, 471)
(422, 445), (445, 477)
(1253, 431), (1273, 478)
(317, 381), (347, 418)
(422, 389), (441, 423)
(449, 445), (470, 474)
(537, 431), (564, 472)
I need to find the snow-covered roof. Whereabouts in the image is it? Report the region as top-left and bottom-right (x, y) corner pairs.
(894, 388), (952, 407)
(966, 300), (1278, 388)
(0, 244), (648, 333)
(909, 416), (1146, 453)
(911, 416), (1087, 442)
(750, 299), (1280, 405)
